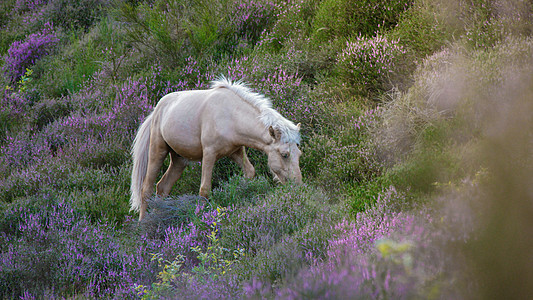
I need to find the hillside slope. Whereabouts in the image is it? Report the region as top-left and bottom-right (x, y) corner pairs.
(1, 0), (532, 298)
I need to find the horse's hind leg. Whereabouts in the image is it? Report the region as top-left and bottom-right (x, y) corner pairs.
(230, 146), (255, 179)
(156, 150), (188, 197)
(139, 131), (169, 221)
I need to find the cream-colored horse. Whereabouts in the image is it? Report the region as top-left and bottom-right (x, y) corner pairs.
(130, 77), (302, 220)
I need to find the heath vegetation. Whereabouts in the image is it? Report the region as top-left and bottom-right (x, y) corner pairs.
(1, 0), (532, 298)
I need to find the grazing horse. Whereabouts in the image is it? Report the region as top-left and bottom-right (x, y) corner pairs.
(130, 77), (303, 221)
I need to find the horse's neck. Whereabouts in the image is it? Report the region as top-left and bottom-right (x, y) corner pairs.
(215, 87), (274, 152)
(233, 108), (272, 153)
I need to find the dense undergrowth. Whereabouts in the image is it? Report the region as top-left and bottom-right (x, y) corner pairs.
(1, 0), (532, 298)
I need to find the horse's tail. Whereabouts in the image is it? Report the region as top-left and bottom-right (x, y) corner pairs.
(130, 112), (153, 212)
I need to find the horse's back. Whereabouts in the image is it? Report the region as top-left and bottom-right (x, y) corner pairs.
(156, 88), (242, 160)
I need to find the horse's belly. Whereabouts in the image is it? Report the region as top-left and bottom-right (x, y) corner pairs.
(159, 96), (204, 161)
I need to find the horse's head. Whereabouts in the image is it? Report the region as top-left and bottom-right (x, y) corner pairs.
(266, 125), (303, 185)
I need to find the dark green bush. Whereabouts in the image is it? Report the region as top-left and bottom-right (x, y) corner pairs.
(34, 39), (101, 97)
(32, 97), (72, 130)
(139, 195), (201, 238)
(43, 0), (110, 31)
(211, 175), (272, 207)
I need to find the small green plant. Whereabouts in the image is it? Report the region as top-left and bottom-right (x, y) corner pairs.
(135, 253), (186, 300)
(191, 207), (245, 281)
(16, 68), (33, 93)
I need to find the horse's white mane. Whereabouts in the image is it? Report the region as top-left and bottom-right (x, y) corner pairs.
(210, 76), (301, 144)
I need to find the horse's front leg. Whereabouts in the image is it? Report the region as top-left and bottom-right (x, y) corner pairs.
(230, 146), (255, 179)
(199, 151), (217, 198)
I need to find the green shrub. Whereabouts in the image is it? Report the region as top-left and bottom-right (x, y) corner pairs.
(34, 35), (101, 97)
(261, 0), (320, 51)
(301, 103), (383, 192)
(344, 176), (390, 214)
(71, 185), (130, 224)
(116, 0), (245, 68)
(183, 0), (234, 57)
(0, 1), (15, 30)
(0, 90), (29, 143)
(383, 119), (464, 194)
(311, 0), (411, 42)
(389, 1), (453, 59)
(34, 16), (132, 97)
(75, 140), (130, 169)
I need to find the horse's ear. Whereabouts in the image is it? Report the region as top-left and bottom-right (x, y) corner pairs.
(296, 123), (301, 130)
(269, 126), (281, 141)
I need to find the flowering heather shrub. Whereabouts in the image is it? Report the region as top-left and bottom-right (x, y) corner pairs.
(0, 155), (126, 204)
(2, 25), (58, 83)
(329, 187), (410, 254)
(0, 134), (48, 174)
(38, 76), (153, 166)
(220, 184), (327, 255)
(209, 54), (260, 83)
(0, 75), (156, 200)
(31, 97), (72, 130)
(248, 186), (473, 299)
(218, 184), (337, 286)
(262, 66), (321, 127)
(0, 89), (28, 140)
(338, 34), (407, 96)
(136, 204), (257, 299)
(14, 0), (48, 12)
(1, 196), (260, 299)
(237, 209), (336, 287)
(0, 198), (160, 298)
